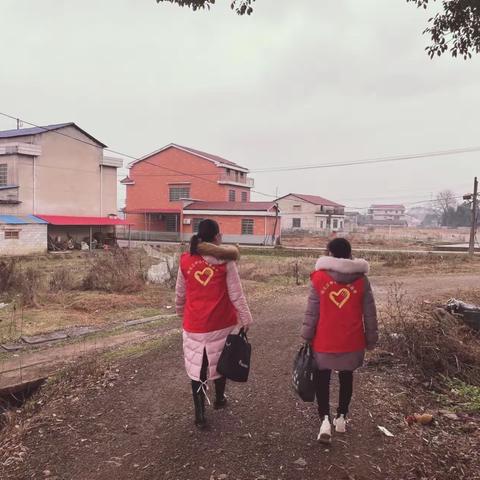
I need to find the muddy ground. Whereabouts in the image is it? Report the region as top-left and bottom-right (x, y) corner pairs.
(1, 271), (479, 480)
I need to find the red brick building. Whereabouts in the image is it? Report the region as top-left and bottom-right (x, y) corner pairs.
(122, 144), (280, 245)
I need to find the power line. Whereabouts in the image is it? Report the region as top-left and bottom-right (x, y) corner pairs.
(249, 146), (480, 173)
(0, 111), (475, 203)
(0, 112), (279, 199)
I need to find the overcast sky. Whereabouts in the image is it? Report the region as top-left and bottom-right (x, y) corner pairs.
(1, 0), (478, 210)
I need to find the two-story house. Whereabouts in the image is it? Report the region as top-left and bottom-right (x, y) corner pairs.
(367, 204), (407, 226)
(0, 123), (128, 255)
(276, 193), (345, 232)
(122, 144), (280, 245)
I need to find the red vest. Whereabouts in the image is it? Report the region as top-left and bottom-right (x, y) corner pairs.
(180, 253), (237, 333)
(311, 270), (366, 353)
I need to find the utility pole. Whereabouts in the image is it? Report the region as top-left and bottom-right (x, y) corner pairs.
(466, 177), (478, 256)
(16, 118), (20, 129)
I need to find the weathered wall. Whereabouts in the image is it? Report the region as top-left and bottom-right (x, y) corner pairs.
(0, 224), (47, 256)
(0, 127), (118, 217)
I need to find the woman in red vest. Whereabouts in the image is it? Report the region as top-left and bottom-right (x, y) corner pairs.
(176, 219), (253, 429)
(302, 238), (378, 443)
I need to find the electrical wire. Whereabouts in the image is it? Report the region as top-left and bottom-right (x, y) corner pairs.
(0, 111), (475, 205)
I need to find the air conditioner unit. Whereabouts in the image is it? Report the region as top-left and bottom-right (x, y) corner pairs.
(183, 218), (191, 225)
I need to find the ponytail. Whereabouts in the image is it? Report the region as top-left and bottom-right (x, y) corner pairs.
(189, 219), (220, 255)
(190, 234), (200, 255)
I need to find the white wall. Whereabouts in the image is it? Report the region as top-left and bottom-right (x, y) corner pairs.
(0, 224), (47, 256)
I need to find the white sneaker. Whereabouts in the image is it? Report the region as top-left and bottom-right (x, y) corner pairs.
(333, 414), (346, 433)
(317, 416), (331, 444)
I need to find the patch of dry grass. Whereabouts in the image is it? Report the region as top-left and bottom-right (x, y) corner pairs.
(381, 282), (480, 386)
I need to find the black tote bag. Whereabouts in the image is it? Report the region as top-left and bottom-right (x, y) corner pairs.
(217, 328), (251, 382)
(292, 343), (316, 402)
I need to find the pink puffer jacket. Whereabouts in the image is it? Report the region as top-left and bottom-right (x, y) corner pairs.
(175, 244), (253, 381)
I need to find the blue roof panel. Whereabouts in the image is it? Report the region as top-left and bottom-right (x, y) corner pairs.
(0, 123), (72, 139)
(0, 215), (47, 225)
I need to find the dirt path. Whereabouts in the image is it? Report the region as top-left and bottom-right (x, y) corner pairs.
(3, 275), (479, 480)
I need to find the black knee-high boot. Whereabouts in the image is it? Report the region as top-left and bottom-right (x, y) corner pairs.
(191, 380), (206, 428)
(213, 377), (227, 409)
(191, 349), (209, 428)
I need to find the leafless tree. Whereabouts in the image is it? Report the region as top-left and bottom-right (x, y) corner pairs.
(435, 189), (458, 217)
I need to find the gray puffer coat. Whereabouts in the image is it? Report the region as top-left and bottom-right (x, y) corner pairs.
(301, 256), (378, 371)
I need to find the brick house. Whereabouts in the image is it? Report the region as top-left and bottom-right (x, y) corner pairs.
(0, 123), (129, 254)
(122, 144), (280, 245)
(0, 215), (48, 256)
(367, 204), (407, 226)
(275, 193), (345, 232)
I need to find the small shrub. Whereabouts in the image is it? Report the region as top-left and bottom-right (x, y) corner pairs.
(82, 249), (146, 293)
(49, 267), (76, 292)
(12, 267), (43, 308)
(0, 259), (16, 294)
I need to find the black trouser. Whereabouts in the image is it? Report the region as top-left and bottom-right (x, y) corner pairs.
(191, 349), (226, 401)
(315, 369), (353, 418)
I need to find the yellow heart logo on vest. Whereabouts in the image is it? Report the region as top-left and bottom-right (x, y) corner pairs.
(329, 288), (351, 308)
(194, 267), (214, 286)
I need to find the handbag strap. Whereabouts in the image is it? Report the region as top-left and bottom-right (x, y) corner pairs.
(239, 327), (248, 342)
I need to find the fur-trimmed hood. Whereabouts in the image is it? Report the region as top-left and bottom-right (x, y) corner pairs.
(197, 242), (240, 261)
(315, 256), (369, 274)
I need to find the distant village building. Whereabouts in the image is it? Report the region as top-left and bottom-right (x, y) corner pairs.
(0, 123), (128, 255)
(367, 204), (407, 226)
(275, 193), (345, 232)
(0, 215), (47, 255)
(122, 144), (280, 245)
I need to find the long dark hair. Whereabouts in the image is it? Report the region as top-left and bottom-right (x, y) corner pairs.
(190, 219), (220, 255)
(327, 238), (352, 259)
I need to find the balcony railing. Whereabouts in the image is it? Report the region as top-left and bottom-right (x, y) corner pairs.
(218, 173), (254, 188)
(314, 208), (345, 216)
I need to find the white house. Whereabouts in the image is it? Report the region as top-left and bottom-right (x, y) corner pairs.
(276, 193), (345, 232)
(367, 204), (407, 226)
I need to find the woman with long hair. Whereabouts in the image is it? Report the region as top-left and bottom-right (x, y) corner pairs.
(176, 219), (252, 429)
(302, 238), (378, 443)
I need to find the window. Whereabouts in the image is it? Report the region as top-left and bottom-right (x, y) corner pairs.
(293, 205), (302, 212)
(229, 190), (236, 202)
(165, 215), (178, 232)
(4, 230), (19, 240)
(241, 219), (254, 235)
(169, 186), (190, 202)
(192, 218), (204, 233)
(0, 164), (7, 186)
(292, 218), (301, 228)
(332, 219), (338, 229)
(241, 191), (248, 203)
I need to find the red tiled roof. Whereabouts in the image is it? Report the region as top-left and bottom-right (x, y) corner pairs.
(123, 208), (181, 214)
(278, 193), (344, 207)
(134, 143), (249, 171)
(370, 204), (405, 209)
(174, 144), (245, 169)
(37, 215), (132, 226)
(184, 201), (277, 212)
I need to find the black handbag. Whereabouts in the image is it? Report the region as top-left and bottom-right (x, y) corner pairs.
(217, 328), (251, 382)
(292, 343), (316, 402)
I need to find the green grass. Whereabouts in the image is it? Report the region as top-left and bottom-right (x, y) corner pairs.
(444, 378), (480, 412)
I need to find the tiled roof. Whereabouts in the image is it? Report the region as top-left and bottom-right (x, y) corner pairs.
(0, 123), (107, 147)
(173, 144), (243, 168)
(134, 144), (248, 171)
(279, 193), (344, 208)
(370, 204), (405, 209)
(184, 201), (277, 211)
